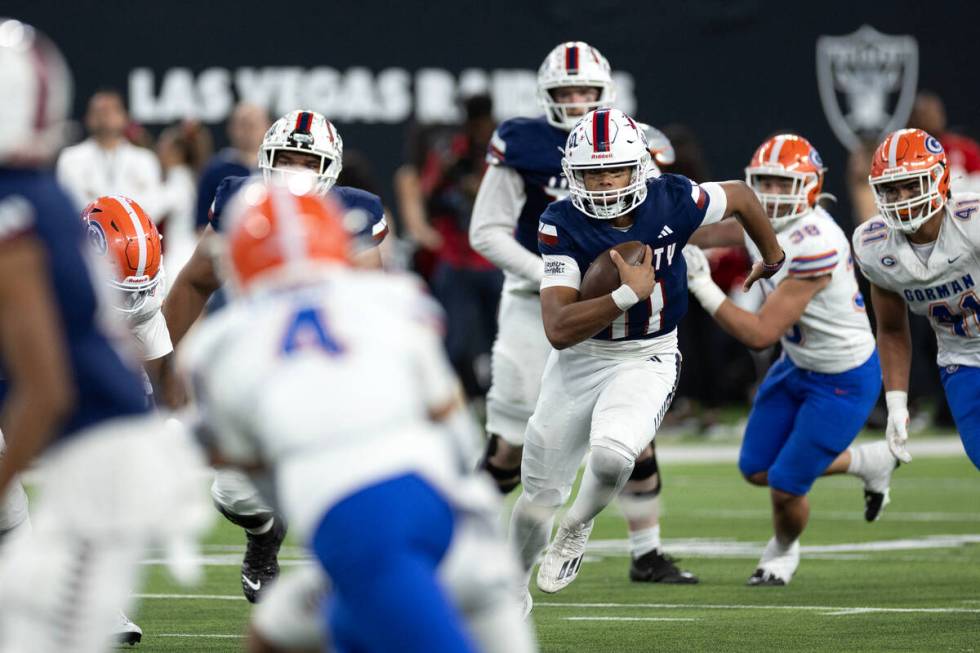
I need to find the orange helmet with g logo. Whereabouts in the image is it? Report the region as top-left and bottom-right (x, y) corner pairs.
(224, 177), (350, 293)
(869, 128), (950, 233)
(81, 195), (162, 314)
(745, 134), (825, 225)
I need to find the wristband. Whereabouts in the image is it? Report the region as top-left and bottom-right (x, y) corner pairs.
(762, 250), (786, 275)
(885, 390), (909, 414)
(692, 282), (727, 316)
(611, 284), (639, 311)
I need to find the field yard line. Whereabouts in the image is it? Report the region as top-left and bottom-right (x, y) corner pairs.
(139, 534), (980, 566)
(564, 617), (698, 622)
(584, 534), (980, 558)
(157, 634), (245, 639)
(137, 593), (244, 601)
(537, 602), (980, 615)
(655, 438), (963, 463)
(687, 508), (980, 523)
(134, 594), (980, 616)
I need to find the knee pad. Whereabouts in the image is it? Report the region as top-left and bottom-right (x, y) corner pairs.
(478, 435), (522, 494)
(627, 452), (661, 496)
(588, 445), (635, 487)
(628, 451), (659, 481)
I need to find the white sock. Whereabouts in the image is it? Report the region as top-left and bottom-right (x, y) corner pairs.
(846, 444), (866, 476)
(509, 493), (557, 577)
(762, 535), (796, 560)
(628, 524), (661, 559)
(847, 441), (891, 479)
(245, 517), (274, 535)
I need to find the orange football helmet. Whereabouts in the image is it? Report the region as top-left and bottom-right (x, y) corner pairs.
(745, 134), (826, 225)
(225, 177), (350, 292)
(869, 128), (950, 233)
(82, 195), (163, 313)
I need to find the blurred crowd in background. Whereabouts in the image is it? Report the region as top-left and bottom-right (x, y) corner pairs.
(56, 87), (980, 435)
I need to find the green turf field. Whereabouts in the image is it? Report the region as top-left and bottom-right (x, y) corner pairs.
(132, 448), (980, 652)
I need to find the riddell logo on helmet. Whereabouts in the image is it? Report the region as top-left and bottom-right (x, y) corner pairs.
(591, 153), (614, 159)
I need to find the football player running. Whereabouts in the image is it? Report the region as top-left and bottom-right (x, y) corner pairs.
(179, 178), (536, 653)
(510, 108), (784, 604)
(684, 134), (899, 586)
(853, 128), (980, 471)
(163, 110), (388, 602)
(0, 19), (207, 653)
(470, 41), (692, 584)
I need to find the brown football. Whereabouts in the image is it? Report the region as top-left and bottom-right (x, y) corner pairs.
(579, 240), (646, 300)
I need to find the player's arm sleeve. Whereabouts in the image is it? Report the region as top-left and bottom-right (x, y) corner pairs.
(469, 165), (543, 283)
(537, 211), (582, 290)
(785, 236), (839, 280)
(689, 179), (728, 227)
(357, 195), (388, 248)
(131, 309), (174, 361)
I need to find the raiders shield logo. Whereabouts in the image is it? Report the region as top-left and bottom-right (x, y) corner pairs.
(816, 25), (918, 151)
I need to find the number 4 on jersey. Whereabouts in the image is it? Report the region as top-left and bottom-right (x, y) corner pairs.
(930, 291), (980, 337)
(281, 307), (344, 355)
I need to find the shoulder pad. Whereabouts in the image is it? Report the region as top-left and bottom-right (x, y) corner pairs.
(330, 186), (386, 243)
(487, 117), (564, 170)
(852, 218), (889, 252)
(209, 175), (249, 231)
(950, 193), (980, 221)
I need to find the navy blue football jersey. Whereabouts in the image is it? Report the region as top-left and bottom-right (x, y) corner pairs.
(0, 168), (148, 443)
(538, 174), (724, 341)
(487, 116), (568, 254)
(209, 175), (388, 246)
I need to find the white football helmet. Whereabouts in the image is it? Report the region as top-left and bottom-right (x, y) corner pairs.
(259, 110), (343, 194)
(0, 18), (73, 164)
(537, 41), (615, 131)
(563, 108), (651, 220)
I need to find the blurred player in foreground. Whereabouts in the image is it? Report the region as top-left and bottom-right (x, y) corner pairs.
(179, 177), (535, 653)
(164, 110), (388, 602)
(0, 18), (208, 653)
(509, 108), (784, 608)
(853, 128), (980, 471)
(685, 134), (898, 585)
(471, 40), (694, 585)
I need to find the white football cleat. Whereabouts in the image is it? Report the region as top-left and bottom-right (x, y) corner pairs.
(536, 520), (594, 593)
(115, 611), (142, 646)
(857, 440), (900, 522)
(747, 537), (799, 586)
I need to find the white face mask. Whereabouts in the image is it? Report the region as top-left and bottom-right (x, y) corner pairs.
(870, 166), (946, 234)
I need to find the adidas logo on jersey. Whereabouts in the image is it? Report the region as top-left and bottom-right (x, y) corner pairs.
(658, 225), (674, 239)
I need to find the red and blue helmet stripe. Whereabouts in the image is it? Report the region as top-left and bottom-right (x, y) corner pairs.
(592, 109), (611, 152)
(565, 44), (579, 75)
(294, 111), (314, 134)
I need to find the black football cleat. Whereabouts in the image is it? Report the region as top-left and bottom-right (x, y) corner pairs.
(241, 518), (287, 603)
(629, 550), (699, 584)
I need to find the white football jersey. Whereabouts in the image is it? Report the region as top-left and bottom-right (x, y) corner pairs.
(127, 267), (172, 362)
(746, 207), (875, 374)
(180, 270), (470, 538)
(853, 193), (980, 368)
